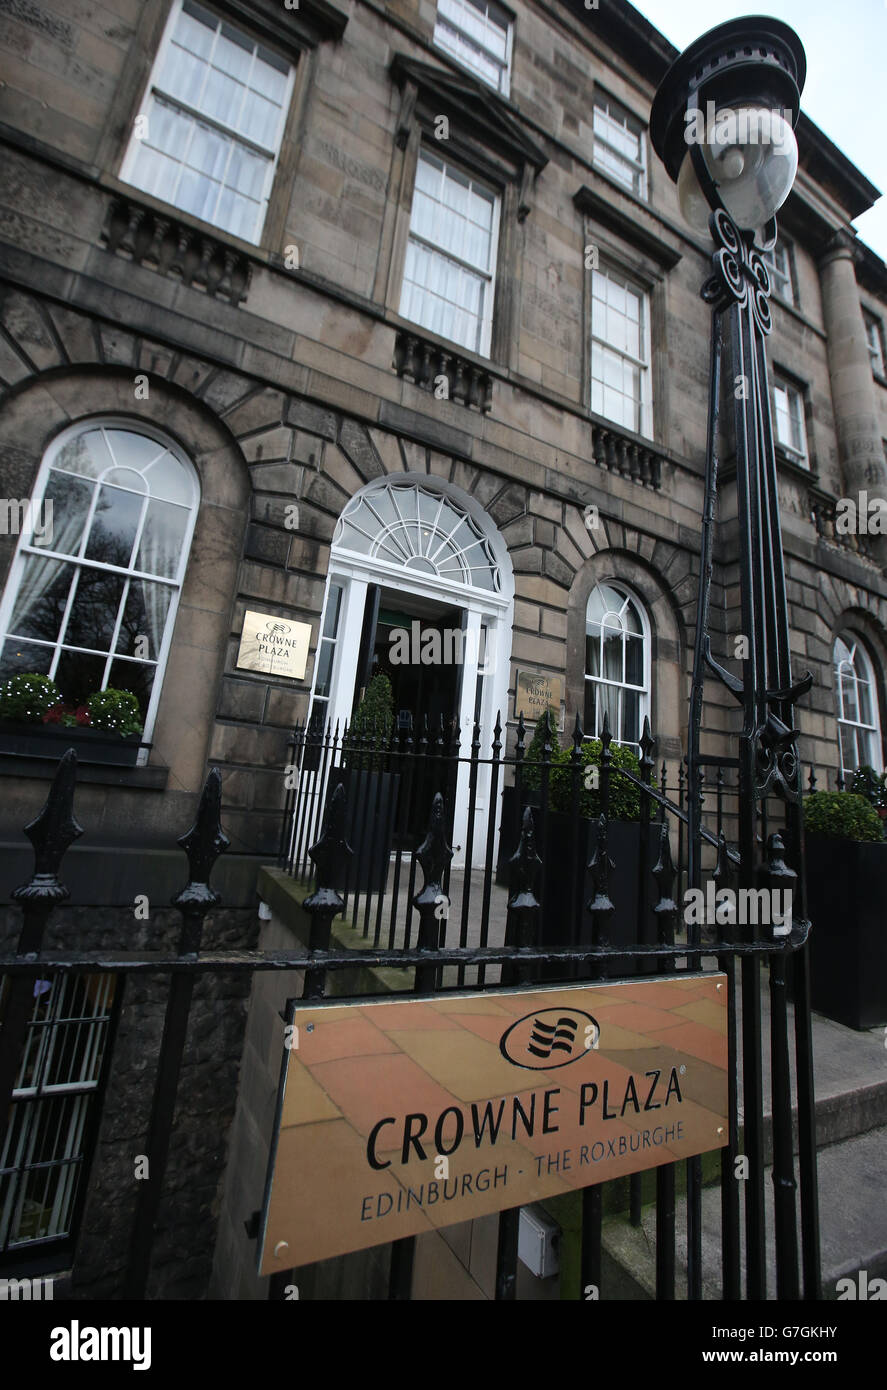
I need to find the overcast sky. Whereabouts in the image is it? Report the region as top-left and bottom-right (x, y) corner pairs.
(628, 0), (887, 259)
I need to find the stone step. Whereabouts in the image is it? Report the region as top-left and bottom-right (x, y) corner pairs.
(600, 1125), (887, 1300)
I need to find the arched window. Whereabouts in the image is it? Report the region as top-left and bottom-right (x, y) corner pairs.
(333, 482), (500, 592)
(584, 581), (650, 751)
(0, 421), (199, 739)
(833, 632), (883, 775)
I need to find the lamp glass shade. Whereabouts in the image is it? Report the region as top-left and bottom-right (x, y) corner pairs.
(677, 105), (798, 236)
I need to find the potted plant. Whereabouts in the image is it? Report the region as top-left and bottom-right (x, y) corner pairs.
(0, 674), (144, 766)
(499, 718), (657, 977)
(327, 674), (400, 894)
(804, 789), (887, 1030)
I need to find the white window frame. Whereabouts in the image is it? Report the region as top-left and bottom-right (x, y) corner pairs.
(763, 240), (795, 307)
(772, 375), (809, 465)
(0, 418), (200, 761)
(834, 632), (883, 776)
(583, 581), (651, 755)
(590, 264), (652, 439)
(119, 0), (295, 246)
(433, 0), (513, 97)
(400, 148), (501, 358)
(593, 95), (648, 200)
(864, 311), (886, 379)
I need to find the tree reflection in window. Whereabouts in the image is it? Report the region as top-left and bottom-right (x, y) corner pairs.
(0, 423), (199, 733)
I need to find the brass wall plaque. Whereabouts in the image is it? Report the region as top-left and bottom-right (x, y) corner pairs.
(258, 975), (728, 1273)
(515, 670), (564, 722)
(236, 610), (311, 679)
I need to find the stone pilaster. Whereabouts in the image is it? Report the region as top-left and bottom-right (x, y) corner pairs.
(817, 228), (887, 569)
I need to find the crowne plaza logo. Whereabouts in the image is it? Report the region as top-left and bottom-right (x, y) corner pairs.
(500, 1008), (600, 1070)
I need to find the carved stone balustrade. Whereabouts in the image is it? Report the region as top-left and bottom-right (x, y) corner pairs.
(393, 330), (493, 412)
(102, 196), (252, 306)
(590, 421), (662, 490)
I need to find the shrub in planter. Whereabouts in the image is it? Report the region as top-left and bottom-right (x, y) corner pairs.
(346, 673), (394, 772)
(803, 791), (882, 842)
(86, 688), (144, 737)
(333, 673), (398, 892)
(804, 789), (887, 1030)
(521, 707), (561, 797)
(0, 672), (61, 723)
(549, 739), (646, 821)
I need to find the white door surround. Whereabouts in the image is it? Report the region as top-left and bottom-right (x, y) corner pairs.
(311, 474), (515, 866)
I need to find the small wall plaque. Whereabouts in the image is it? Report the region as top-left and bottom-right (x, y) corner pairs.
(236, 611), (311, 679)
(515, 670), (564, 723)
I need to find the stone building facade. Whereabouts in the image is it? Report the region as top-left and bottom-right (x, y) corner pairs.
(0, 0), (885, 1298)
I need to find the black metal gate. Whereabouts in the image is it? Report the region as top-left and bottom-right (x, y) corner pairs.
(0, 711), (821, 1301)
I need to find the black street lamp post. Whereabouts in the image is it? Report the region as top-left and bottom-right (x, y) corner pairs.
(652, 19), (820, 1301)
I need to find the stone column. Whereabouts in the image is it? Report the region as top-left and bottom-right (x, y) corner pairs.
(817, 228), (887, 569)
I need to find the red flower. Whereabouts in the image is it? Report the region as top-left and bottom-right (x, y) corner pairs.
(74, 706), (91, 726)
(42, 703), (64, 724)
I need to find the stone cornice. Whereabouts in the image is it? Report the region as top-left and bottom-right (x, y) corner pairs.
(390, 53), (548, 174)
(573, 184), (682, 270)
(214, 0), (348, 54)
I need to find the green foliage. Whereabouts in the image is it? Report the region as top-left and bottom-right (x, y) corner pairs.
(549, 739), (645, 821)
(86, 688), (143, 737)
(347, 673), (394, 771)
(0, 672), (61, 723)
(523, 719), (647, 821)
(522, 708), (561, 791)
(849, 765), (887, 812)
(803, 790), (883, 843)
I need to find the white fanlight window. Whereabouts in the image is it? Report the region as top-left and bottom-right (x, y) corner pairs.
(0, 421), (200, 745)
(834, 633), (883, 775)
(591, 266), (652, 437)
(433, 0), (512, 95)
(119, 0), (295, 245)
(584, 581), (650, 753)
(334, 482), (501, 592)
(400, 149), (500, 357)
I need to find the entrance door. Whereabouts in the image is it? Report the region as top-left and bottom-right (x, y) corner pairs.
(307, 478), (515, 867)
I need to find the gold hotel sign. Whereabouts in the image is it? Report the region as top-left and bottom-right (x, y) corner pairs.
(258, 976), (729, 1272)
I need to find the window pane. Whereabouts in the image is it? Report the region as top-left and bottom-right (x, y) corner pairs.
(9, 556), (75, 644)
(54, 429), (112, 481)
(0, 638), (53, 677)
(314, 638), (334, 699)
(115, 579), (173, 662)
(53, 650), (107, 706)
(144, 451), (193, 506)
(84, 486), (144, 568)
(33, 473), (94, 555)
(107, 659), (154, 721)
(63, 569), (126, 652)
(133, 498), (190, 581)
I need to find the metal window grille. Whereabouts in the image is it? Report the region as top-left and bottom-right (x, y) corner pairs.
(0, 973), (117, 1259)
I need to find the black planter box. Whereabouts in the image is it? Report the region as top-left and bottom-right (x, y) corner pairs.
(806, 831), (887, 1030)
(0, 721), (142, 766)
(323, 768), (400, 895)
(496, 786), (659, 979)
